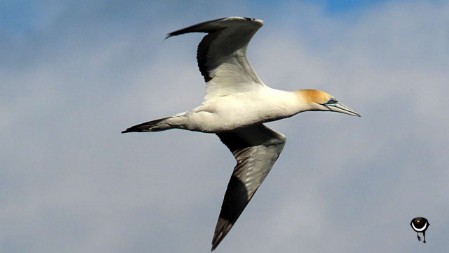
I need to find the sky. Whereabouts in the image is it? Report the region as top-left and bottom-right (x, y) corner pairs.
(1, 0), (449, 252)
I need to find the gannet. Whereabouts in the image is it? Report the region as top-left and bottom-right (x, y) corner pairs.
(122, 17), (360, 251)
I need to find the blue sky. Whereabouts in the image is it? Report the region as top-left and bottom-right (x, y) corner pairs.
(320, 0), (386, 13)
(2, 1), (449, 253)
(1, 0), (389, 35)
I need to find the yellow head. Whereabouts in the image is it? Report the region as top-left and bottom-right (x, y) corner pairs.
(296, 89), (360, 117)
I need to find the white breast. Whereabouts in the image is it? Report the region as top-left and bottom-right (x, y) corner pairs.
(184, 87), (303, 132)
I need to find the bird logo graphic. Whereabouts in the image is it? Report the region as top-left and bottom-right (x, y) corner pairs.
(410, 217), (429, 243)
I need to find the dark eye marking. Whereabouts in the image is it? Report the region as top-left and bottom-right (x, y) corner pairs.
(326, 98), (338, 104)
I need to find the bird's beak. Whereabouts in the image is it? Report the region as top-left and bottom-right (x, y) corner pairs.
(325, 102), (361, 117)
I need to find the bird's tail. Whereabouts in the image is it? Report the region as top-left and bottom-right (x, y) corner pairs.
(122, 117), (173, 133)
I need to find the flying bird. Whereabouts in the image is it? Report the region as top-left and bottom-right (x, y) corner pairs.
(122, 17), (360, 251)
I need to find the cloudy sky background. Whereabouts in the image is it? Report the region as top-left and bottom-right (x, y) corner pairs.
(2, 0), (449, 252)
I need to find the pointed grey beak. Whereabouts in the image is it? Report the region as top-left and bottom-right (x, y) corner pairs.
(325, 102), (361, 117)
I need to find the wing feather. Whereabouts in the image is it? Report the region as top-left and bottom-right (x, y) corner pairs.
(166, 17), (265, 100)
(212, 124), (286, 250)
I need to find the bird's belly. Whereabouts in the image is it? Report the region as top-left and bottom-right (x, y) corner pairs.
(186, 99), (289, 132)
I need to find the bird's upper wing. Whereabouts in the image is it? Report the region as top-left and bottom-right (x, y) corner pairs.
(212, 124), (286, 250)
(166, 17), (265, 101)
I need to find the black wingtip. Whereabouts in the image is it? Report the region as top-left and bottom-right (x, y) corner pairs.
(211, 240), (219, 251)
(211, 230), (222, 251)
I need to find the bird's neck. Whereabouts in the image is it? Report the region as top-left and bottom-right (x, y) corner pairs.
(264, 88), (316, 117)
(292, 89), (323, 112)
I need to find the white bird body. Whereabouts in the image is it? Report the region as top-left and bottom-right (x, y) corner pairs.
(169, 87), (305, 132)
(123, 16), (360, 251)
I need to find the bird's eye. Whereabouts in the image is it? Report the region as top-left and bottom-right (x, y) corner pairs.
(326, 98), (338, 104)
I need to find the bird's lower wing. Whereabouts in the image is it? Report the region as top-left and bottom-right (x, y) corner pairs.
(212, 124), (286, 250)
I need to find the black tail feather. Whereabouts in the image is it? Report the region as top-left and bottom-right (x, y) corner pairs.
(122, 117), (170, 133)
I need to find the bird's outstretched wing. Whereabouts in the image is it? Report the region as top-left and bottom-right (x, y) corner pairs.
(212, 124), (286, 250)
(166, 17), (265, 100)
